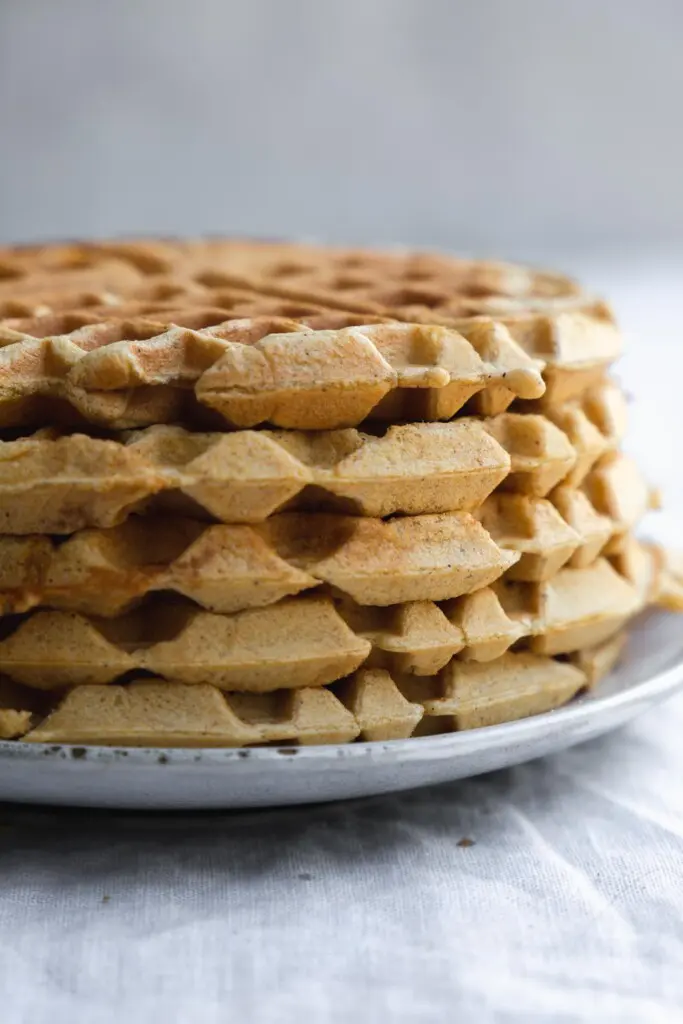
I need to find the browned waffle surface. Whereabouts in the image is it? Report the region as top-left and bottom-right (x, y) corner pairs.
(0, 595), (371, 692)
(15, 636), (623, 746)
(0, 461), (649, 618)
(0, 420), (509, 532)
(0, 239), (623, 429)
(0, 239), (586, 313)
(0, 316), (545, 430)
(0, 511), (518, 614)
(0, 545), (657, 694)
(352, 553), (646, 674)
(0, 384), (629, 534)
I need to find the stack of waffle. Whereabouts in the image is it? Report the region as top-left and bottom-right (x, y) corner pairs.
(0, 239), (678, 747)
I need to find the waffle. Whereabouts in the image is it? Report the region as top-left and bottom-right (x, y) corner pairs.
(0, 313), (546, 430)
(0, 238), (625, 430)
(606, 533), (669, 606)
(583, 451), (653, 536)
(476, 491), (607, 581)
(20, 682), (363, 747)
(0, 259), (146, 309)
(0, 238), (591, 315)
(0, 385), (625, 534)
(343, 628), (623, 738)
(343, 654), (587, 736)
(482, 413), (580, 496)
(0, 544), (654, 693)
(344, 553), (647, 674)
(0, 595), (372, 692)
(0, 511), (519, 615)
(192, 244), (621, 409)
(16, 636), (623, 746)
(0, 293), (616, 418)
(0, 240), (619, 408)
(494, 556), (642, 655)
(0, 454), (648, 619)
(0, 420), (510, 532)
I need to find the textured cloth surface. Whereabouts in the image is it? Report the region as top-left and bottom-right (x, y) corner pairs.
(1, 266), (683, 1024)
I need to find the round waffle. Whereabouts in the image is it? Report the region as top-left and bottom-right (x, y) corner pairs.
(0, 239), (621, 430)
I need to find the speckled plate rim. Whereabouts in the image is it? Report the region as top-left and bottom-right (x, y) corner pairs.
(1, 610), (682, 770)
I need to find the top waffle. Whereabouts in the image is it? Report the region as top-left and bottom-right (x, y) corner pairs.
(0, 239), (621, 430)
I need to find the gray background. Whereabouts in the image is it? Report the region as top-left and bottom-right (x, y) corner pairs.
(1, 0), (682, 260)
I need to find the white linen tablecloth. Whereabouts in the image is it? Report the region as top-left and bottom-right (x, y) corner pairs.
(1, 264), (683, 1024)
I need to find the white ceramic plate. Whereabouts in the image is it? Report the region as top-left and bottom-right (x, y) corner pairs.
(1, 610), (682, 810)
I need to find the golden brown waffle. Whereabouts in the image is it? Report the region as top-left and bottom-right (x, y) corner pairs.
(0, 458), (647, 618)
(476, 492), (605, 581)
(0, 420), (512, 532)
(0, 595), (371, 692)
(343, 654), (586, 736)
(16, 635), (623, 746)
(21, 682), (363, 747)
(0, 511), (518, 615)
(482, 413), (578, 495)
(546, 488), (614, 569)
(190, 242), (620, 406)
(0, 384), (626, 534)
(0, 420), (511, 532)
(344, 554), (646, 674)
(0, 239), (622, 430)
(0, 313), (545, 430)
(605, 533), (668, 606)
(0, 548), (654, 693)
(0, 287), (616, 417)
(0, 295), (388, 337)
(0, 238), (588, 313)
